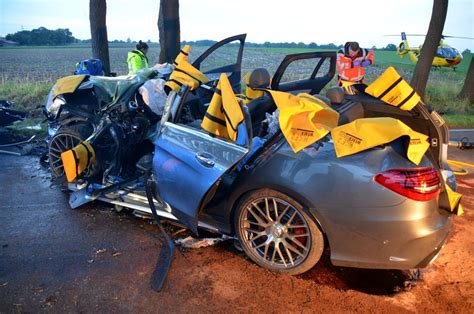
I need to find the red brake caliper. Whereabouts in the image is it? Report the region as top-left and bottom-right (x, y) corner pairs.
(293, 221), (307, 246)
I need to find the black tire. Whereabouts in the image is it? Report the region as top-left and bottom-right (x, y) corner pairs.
(48, 123), (93, 179)
(234, 189), (324, 275)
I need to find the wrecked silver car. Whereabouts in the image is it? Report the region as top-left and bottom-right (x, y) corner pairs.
(45, 34), (460, 286)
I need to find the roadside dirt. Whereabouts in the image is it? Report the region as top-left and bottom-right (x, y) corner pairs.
(0, 149), (473, 313)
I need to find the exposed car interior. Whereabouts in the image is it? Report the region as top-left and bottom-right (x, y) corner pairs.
(171, 53), (336, 146)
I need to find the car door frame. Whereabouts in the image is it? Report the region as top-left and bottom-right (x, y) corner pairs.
(192, 33), (247, 93)
(152, 85), (253, 234)
(271, 51), (337, 95)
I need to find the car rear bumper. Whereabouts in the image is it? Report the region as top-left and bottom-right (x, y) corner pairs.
(313, 201), (453, 270)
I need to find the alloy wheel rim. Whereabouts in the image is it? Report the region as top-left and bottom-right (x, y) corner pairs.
(49, 133), (84, 177)
(240, 197), (311, 268)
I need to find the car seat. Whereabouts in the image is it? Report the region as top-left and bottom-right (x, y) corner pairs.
(325, 86), (345, 105)
(245, 68), (276, 136)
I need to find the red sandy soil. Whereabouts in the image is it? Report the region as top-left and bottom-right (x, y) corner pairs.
(0, 150), (473, 312)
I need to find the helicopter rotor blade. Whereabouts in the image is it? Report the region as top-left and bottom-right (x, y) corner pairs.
(384, 34), (473, 40)
(383, 34), (428, 37)
(442, 35), (474, 40)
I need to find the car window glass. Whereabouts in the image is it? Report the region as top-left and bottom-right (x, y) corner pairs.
(279, 56), (331, 83)
(193, 41), (241, 74)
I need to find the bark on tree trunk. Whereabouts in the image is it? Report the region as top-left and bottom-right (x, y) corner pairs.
(459, 56), (474, 104)
(158, 0), (180, 64)
(90, 0), (111, 75)
(410, 0), (448, 99)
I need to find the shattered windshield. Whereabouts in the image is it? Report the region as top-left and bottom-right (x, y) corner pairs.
(89, 68), (157, 101)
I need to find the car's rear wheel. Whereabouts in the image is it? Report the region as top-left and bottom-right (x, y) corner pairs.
(234, 189), (324, 275)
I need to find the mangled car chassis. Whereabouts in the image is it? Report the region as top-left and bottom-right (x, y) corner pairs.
(44, 34), (463, 290)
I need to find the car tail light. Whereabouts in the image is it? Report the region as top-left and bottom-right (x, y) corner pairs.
(374, 167), (440, 201)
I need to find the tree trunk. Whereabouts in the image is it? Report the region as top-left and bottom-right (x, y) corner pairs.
(410, 0), (448, 99)
(158, 0), (180, 64)
(90, 0), (111, 75)
(459, 56), (474, 104)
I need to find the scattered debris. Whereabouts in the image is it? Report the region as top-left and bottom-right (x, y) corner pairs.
(41, 295), (57, 307)
(265, 109), (280, 138)
(175, 235), (233, 249)
(95, 248), (107, 254)
(0, 134), (36, 155)
(171, 228), (187, 237)
(0, 104), (26, 127)
(0, 100), (14, 108)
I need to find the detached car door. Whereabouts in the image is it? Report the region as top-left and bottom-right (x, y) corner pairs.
(271, 51), (337, 95)
(152, 89), (251, 234)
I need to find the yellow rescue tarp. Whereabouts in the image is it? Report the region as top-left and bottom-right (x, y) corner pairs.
(244, 73), (265, 104)
(265, 90), (339, 153)
(201, 73), (244, 142)
(53, 75), (87, 97)
(165, 45), (209, 93)
(331, 117), (430, 165)
(61, 141), (95, 182)
(365, 66), (421, 111)
(444, 183), (463, 216)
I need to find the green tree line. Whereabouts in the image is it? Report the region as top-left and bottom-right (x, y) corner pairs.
(4, 26), (399, 50)
(5, 27), (76, 45)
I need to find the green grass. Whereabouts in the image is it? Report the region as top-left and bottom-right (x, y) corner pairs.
(0, 45), (472, 127)
(0, 81), (51, 117)
(442, 114), (474, 128)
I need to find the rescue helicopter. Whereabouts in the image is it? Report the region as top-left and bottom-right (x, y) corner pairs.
(389, 32), (472, 70)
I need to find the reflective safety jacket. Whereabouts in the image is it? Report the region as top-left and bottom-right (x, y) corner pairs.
(127, 50), (149, 75)
(337, 43), (374, 83)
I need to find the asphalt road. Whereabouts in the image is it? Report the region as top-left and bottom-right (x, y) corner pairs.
(0, 148), (473, 312)
(450, 129), (474, 142)
(0, 155), (168, 311)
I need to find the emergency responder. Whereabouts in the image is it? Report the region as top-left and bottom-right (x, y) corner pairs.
(127, 40), (149, 75)
(337, 41), (374, 86)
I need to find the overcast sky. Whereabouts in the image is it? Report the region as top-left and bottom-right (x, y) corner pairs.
(1, 0), (473, 50)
